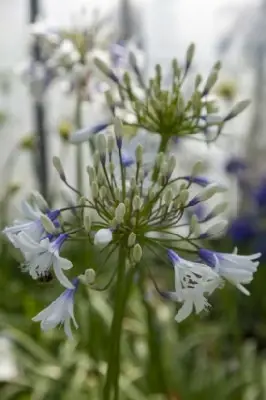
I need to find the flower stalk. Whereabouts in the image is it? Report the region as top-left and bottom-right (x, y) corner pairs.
(103, 245), (134, 400)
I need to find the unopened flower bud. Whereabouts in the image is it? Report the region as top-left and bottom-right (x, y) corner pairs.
(107, 135), (115, 153)
(91, 181), (99, 198)
(179, 189), (189, 205)
(105, 91), (115, 111)
(94, 57), (119, 83)
(114, 187), (122, 201)
(191, 160), (204, 177)
(53, 156), (66, 180)
(209, 202), (228, 217)
(189, 214), (201, 237)
(201, 183), (227, 201)
(135, 144), (143, 164)
(79, 269), (96, 285)
(198, 184), (222, 202)
(97, 169), (106, 186)
(203, 70), (218, 95)
(93, 151), (100, 167)
(160, 162), (169, 177)
(194, 74), (202, 89)
(185, 43), (195, 70)
(97, 133), (107, 156)
(115, 203), (126, 223)
(132, 244), (142, 263)
(128, 232), (136, 247)
(167, 155), (176, 176)
(224, 100), (250, 121)
(148, 188), (155, 200)
(99, 186), (108, 200)
(94, 228), (112, 245)
(31, 191), (49, 211)
(205, 220), (228, 237)
(87, 166), (96, 183)
(40, 214), (56, 234)
(84, 269), (96, 284)
(164, 189), (173, 206)
(114, 117), (123, 147)
(133, 195), (141, 211)
(130, 177), (136, 190)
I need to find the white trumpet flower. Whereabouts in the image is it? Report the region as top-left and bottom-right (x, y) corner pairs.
(33, 278), (79, 338)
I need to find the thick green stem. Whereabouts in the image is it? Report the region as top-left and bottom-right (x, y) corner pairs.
(152, 135), (169, 182)
(103, 246), (132, 400)
(139, 270), (168, 395)
(75, 93), (83, 195)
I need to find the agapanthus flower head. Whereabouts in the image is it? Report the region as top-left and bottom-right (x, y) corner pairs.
(32, 278), (79, 338)
(93, 44), (250, 144)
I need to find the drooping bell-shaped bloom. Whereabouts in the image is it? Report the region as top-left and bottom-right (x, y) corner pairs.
(199, 248), (261, 295)
(32, 278), (79, 338)
(166, 250), (221, 322)
(3, 200), (59, 244)
(69, 122), (111, 144)
(13, 232), (74, 289)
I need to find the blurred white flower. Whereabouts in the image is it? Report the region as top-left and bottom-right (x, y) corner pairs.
(32, 278), (79, 338)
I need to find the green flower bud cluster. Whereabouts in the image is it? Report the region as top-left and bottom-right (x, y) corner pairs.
(78, 120), (226, 263)
(95, 44), (250, 145)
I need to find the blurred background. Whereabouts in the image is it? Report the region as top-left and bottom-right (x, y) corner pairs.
(1, 0), (266, 399)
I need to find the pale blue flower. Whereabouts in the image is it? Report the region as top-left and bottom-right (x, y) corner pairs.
(166, 250), (221, 322)
(13, 232), (74, 289)
(69, 122), (111, 144)
(3, 201), (59, 244)
(32, 278), (79, 338)
(199, 248), (261, 295)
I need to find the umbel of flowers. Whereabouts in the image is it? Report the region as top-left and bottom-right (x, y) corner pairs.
(71, 43), (250, 148)
(3, 45), (260, 399)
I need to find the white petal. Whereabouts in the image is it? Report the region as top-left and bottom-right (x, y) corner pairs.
(64, 318), (73, 339)
(94, 229), (112, 246)
(21, 201), (41, 220)
(67, 299), (78, 328)
(53, 259), (74, 289)
(236, 284), (250, 296)
(13, 233), (40, 253)
(69, 127), (92, 144)
(175, 299), (193, 322)
(194, 292), (209, 314)
(57, 256), (73, 270)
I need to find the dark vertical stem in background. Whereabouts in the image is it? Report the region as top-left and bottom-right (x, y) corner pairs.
(29, 0), (49, 200)
(118, 0), (144, 48)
